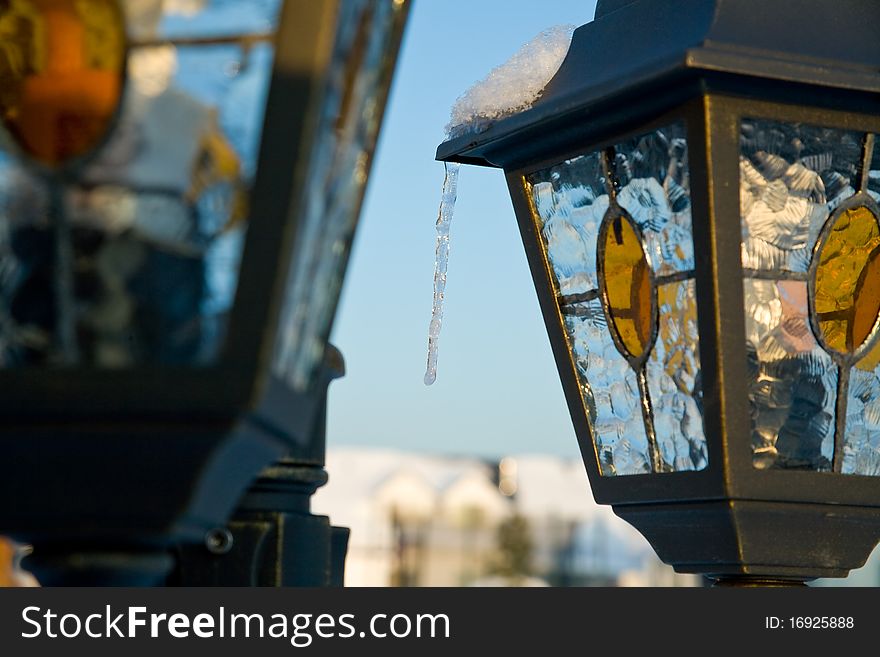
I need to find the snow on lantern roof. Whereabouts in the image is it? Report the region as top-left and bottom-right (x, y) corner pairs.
(444, 25), (575, 139)
(438, 0), (880, 169)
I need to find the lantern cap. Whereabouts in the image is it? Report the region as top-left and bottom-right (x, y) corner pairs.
(437, 0), (880, 168)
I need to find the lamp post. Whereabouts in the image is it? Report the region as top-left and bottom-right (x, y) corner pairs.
(437, 0), (880, 585)
(0, 0), (408, 585)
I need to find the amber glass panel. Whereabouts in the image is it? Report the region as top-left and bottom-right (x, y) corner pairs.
(857, 331), (880, 372)
(0, 538), (14, 587)
(814, 205), (880, 355)
(0, 0), (125, 167)
(601, 214), (653, 359)
(852, 248), (880, 348)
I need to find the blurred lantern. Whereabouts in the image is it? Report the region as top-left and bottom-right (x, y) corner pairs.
(0, 0), (408, 584)
(437, 0), (880, 584)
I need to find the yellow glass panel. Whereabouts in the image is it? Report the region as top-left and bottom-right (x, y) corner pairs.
(0, 0), (125, 166)
(602, 215), (653, 359)
(656, 281), (698, 383)
(855, 248), (880, 371)
(814, 205), (880, 355)
(0, 538), (14, 587)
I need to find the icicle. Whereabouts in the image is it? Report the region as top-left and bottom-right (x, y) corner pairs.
(424, 162), (460, 385)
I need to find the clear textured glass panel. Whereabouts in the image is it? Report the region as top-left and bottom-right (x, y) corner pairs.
(563, 300), (652, 476)
(615, 121), (694, 277)
(869, 136), (880, 203)
(528, 153), (605, 297)
(0, 0), (280, 366)
(843, 367), (880, 475)
(740, 119), (862, 273)
(646, 279), (707, 471)
(744, 279), (836, 470)
(272, 0), (405, 392)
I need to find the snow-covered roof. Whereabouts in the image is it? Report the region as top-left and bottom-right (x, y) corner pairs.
(511, 454), (596, 519)
(314, 447), (654, 562)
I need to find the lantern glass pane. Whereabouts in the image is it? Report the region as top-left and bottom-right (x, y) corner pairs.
(740, 118), (861, 273)
(647, 279), (707, 471)
(272, 0), (405, 392)
(527, 121), (707, 476)
(614, 125), (694, 277)
(530, 152), (605, 297)
(844, 367), (880, 475)
(741, 117), (880, 474)
(0, 0), (281, 367)
(564, 300), (652, 476)
(744, 278), (836, 470)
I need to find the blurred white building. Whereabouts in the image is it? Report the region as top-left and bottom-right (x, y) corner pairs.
(313, 447), (700, 587)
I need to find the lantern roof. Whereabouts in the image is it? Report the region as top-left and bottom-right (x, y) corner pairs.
(437, 0), (880, 168)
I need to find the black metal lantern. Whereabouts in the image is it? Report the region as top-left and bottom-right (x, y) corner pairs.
(0, 0), (408, 584)
(437, 0), (880, 584)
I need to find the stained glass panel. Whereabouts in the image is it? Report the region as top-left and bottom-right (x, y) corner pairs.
(741, 118), (880, 475)
(0, 0), (281, 366)
(528, 121), (707, 476)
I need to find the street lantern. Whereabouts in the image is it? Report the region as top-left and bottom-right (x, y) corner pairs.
(437, 0), (880, 584)
(0, 0), (408, 584)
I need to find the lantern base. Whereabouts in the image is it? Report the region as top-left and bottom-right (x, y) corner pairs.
(170, 460), (350, 586)
(614, 499), (880, 581)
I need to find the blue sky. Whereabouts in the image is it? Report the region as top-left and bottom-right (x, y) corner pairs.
(328, 0), (598, 459)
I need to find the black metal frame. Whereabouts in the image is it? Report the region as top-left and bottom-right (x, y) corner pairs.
(437, 0), (880, 579)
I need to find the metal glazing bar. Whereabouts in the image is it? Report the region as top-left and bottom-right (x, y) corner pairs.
(655, 270), (696, 286)
(560, 304), (601, 318)
(636, 365), (663, 473)
(73, 184), (187, 198)
(559, 289), (600, 306)
(858, 133), (876, 194)
(600, 148), (619, 201)
(742, 269), (810, 281)
(130, 32), (275, 50)
(832, 364), (850, 473)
